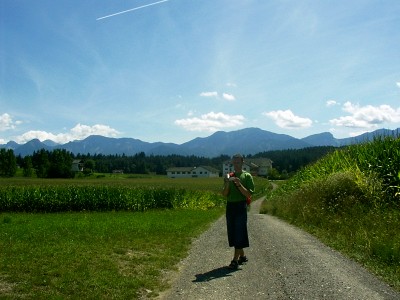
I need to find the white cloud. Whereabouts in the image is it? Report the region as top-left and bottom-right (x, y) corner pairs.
(14, 123), (120, 144)
(329, 101), (400, 129)
(222, 93), (235, 101)
(396, 82), (400, 88)
(200, 91), (236, 101)
(326, 100), (339, 107)
(200, 91), (218, 98)
(175, 111), (245, 132)
(348, 130), (371, 137)
(0, 113), (21, 131)
(263, 110), (312, 129)
(70, 124), (120, 138)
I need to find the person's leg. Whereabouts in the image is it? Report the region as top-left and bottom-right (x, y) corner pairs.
(235, 203), (248, 264)
(226, 203), (235, 247)
(235, 204), (249, 249)
(238, 248), (248, 264)
(227, 202), (249, 269)
(227, 203), (240, 269)
(233, 248), (244, 260)
(228, 248), (240, 269)
(229, 248), (246, 269)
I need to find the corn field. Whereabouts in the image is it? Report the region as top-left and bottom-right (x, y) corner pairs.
(0, 185), (225, 212)
(276, 136), (400, 208)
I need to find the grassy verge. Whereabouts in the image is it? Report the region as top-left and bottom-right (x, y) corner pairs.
(261, 137), (400, 291)
(0, 209), (224, 299)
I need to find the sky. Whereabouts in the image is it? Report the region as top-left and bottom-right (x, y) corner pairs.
(1, 0), (399, 145)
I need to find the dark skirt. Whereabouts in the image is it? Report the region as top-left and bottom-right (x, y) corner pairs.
(226, 201), (249, 249)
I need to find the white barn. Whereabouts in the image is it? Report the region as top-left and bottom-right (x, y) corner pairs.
(167, 166), (220, 178)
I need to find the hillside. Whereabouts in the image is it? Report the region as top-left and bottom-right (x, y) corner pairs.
(2, 127), (399, 157)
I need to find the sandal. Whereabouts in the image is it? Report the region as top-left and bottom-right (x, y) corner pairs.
(227, 260), (239, 270)
(238, 256), (248, 265)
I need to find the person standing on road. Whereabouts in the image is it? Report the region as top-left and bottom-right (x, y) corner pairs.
(222, 153), (255, 269)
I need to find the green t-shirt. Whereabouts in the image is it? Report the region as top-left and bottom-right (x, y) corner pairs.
(227, 171), (255, 203)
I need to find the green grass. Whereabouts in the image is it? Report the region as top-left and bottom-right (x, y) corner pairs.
(0, 172), (270, 298)
(0, 209), (224, 299)
(261, 136), (400, 291)
(0, 175), (270, 298)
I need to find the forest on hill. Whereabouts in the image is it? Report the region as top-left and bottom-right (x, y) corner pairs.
(0, 146), (337, 179)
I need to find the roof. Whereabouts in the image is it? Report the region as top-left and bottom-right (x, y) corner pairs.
(166, 167), (193, 172)
(166, 166), (219, 173)
(223, 158), (272, 166)
(197, 166), (220, 173)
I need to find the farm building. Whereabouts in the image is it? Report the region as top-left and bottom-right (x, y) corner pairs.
(71, 159), (84, 172)
(222, 158), (272, 177)
(166, 166), (220, 178)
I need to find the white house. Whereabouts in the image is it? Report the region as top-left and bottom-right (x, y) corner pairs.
(222, 158), (272, 177)
(222, 161), (251, 175)
(71, 159), (84, 172)
(166, 166), (220, 178)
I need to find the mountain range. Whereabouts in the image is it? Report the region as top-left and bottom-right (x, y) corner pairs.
(2, 127), (399, 158)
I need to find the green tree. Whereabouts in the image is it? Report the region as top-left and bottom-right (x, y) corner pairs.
(22, 156), (34, 177)
(32, 149), (50, 178)
(0, 148), (17, 177)
(83, 159), (95, 175)
(48, 149), (74, 178)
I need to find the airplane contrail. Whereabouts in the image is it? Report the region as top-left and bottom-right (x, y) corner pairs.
(97, 0), (169, 20)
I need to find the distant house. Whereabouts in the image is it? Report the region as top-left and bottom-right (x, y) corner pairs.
(71, 159), (84, 172)
(112, 170), (124, 174)
(166, 166), (220, 178)
(222, 161), (251, 174)
(222, 158), (272, 177)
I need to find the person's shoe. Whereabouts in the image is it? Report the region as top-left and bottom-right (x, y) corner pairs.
(238, 256), (248, 265)
(227, 260), (239, 270)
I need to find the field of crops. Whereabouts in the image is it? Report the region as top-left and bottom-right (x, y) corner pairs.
(0, 175), (271, 212)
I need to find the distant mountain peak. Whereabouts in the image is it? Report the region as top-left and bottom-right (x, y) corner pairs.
(2, 127), (399, 157)
(43, 140), (59, 147)
(301, 132), (339, 147)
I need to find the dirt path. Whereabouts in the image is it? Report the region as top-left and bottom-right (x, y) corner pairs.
(160, 198), (399, 299)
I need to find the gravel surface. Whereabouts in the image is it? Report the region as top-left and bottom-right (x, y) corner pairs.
(160, 198), (399, 300)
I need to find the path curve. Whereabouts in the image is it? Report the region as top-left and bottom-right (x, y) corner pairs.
(160, 198), (399, 299)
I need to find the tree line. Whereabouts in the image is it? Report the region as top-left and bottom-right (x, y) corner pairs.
(0, 146), (336, 179)
(251, 146), (337, 176)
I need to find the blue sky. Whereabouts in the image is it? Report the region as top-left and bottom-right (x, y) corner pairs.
(1, 0), (399, 145)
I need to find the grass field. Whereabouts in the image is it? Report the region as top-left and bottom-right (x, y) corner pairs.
(0, 174), (223, 189)
(0, 174), (270, 193)
(0, 209), (224, 298)
(0, 175), (270, 298)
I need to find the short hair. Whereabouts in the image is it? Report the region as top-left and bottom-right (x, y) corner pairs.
(232, 153), (244, 161)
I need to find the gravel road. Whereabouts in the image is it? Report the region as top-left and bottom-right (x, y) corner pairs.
(160, 197), (399, 300)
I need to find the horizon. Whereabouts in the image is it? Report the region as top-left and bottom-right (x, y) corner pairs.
(1, 1), (400, 145)
(2, 126), (398, 146)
